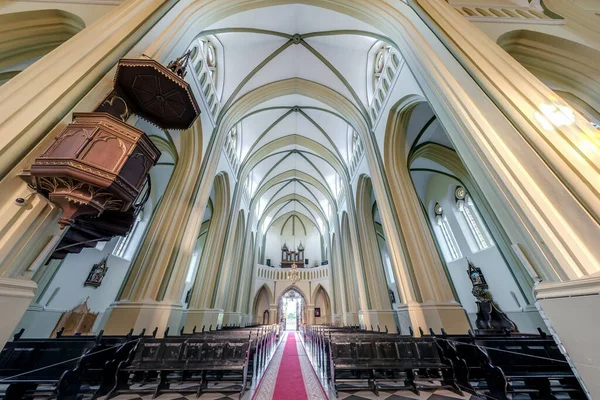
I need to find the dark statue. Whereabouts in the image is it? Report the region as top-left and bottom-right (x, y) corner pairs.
(467, 259), (517, 334)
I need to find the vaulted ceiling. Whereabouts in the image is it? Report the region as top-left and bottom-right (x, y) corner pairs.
(193, 4), (395, 234)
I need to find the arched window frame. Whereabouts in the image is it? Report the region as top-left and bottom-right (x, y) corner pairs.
(113, 210), (144, 260)
(373, 45), (391, 91)
(455, 186), (493, 251)
(200, 38), (218, 86)
(433, 203), (462, 261)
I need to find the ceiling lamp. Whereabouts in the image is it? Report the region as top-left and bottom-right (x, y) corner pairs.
(288, 140), (301, 286)
(288, 262), (300, 285)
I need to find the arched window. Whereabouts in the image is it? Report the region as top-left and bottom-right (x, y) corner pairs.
(227, 126), (237, 153)
(373, 45), (391, 89)
(113, 211), (144, 260)
(455, 186), (492, 250)
(434, 203), (462, 261)
(200, 38), (218, 85)
(226, 126), (239, 165)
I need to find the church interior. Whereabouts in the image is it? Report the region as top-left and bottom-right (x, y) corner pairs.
(0, 0), (599, 399)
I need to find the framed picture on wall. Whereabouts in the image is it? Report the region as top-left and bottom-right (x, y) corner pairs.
(84, 256), (108, 287)
(314, 308), (321, 317)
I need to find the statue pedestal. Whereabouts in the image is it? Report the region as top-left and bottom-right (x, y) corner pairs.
(475, 301), (518, 332)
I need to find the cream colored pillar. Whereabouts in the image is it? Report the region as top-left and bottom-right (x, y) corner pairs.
(411, 0), (600, 280)
(103, 125), (203, 335)
(411, 0), (600, 389)
(269, 304), (278, 325)
(354, 177), (398, 333)
(0, 0), (177, 345)
(380, 119), (470, 333)
(184, 173), (230, 332)
(340, 213), (360, 326)
(235, 230), (255, 321)
(306, 303), (315, 325)
(331, 227), (349, 325)
(0, 183), (62, 347)
(219, 210), (246, 326)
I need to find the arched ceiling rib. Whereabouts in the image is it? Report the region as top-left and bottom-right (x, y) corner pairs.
(198, 5), (394, 230)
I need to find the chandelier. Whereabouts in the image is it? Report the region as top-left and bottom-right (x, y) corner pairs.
(287, 130), (301, 286)
(288, 262), (300, 285)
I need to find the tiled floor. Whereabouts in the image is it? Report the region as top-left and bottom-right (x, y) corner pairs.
(336, 390), (484, 399)
(99, 388), (484, 400)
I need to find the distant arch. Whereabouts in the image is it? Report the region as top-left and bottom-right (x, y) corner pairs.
(498, 29), (600, 115)
(252, 284), (273, 324)
(312, 283), (332, 324)
(0, 10), (85, 85)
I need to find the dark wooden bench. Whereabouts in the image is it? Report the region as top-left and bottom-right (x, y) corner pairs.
(0, 330), (138, 399)
(107, 336), (252, 399)
(327, 335), (460, 396)
(435, 331), (586, 399)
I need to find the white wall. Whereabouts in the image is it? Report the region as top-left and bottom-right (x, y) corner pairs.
(424, 174), (543, 332)
(16, 238), (133, 338)
(264, 215), (322, 267)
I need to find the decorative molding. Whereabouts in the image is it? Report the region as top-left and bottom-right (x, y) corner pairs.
(0, 277), (37, 299)
(535, 276), (600, 300)
(452, 4), (563, 24)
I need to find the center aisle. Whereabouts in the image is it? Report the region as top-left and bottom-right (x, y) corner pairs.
(253, 332), (328, 400)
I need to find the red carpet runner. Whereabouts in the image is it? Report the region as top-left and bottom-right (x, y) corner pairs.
(272, 333), (309, 399)
(253, 332), (327, 400)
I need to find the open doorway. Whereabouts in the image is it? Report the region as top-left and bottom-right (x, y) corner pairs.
(279, 288), (304, 331)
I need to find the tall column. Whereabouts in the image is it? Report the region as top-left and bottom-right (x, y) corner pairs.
(340, 214), (360, 326)
(354, 178), (398, 333)
(411, 0), (600, 392)
(218, 211), (246, 327)
(184, 173), (230, 331)
(385, 152), (469, 333)
(103, 125), (203, 335)
(0, 182), (61, 348)
(0, 0), (177, 346)
(236, 230), (258, 326)
(331, 228), (348, 325)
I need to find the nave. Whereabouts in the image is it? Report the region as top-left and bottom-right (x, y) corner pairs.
(1, 0), (600, 398)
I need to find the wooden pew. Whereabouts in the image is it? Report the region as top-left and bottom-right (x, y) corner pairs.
(434, 330), (586, 400)
(0, 325), (277, 400)
(107, 336), (253, 399)
(0, 329), (139, 399)
(325, 334), (460, 396)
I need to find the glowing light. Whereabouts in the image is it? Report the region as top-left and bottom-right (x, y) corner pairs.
(576, 137), (598, 156)
(534, 103), (575, 130)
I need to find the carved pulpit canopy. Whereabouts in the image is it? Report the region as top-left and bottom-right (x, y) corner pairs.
(23, 52), (200, 233)
(112, 53), (200, 130)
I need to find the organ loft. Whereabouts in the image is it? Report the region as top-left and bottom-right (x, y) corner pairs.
(280, 242), (305, 268)
(0, 0), (598, 399)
